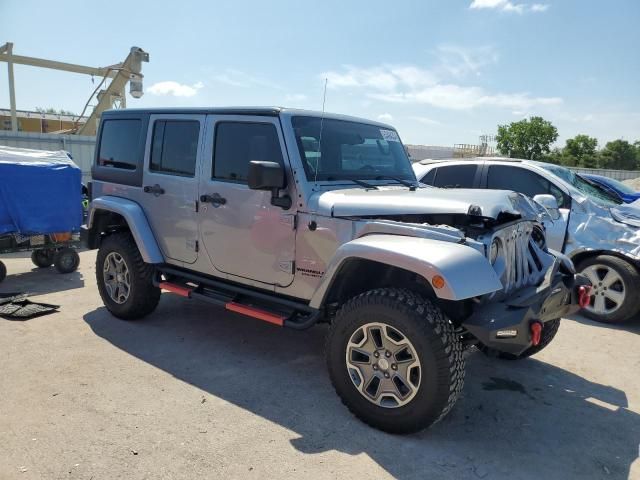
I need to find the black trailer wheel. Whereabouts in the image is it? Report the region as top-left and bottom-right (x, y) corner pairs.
(53, 248), (80, 274)
(480, 319), (561, 360)
(96, 232), (160, 320)
(31, 249), (55, 268)
(0, 260), (6, 283)
(326, 288), (465, 434)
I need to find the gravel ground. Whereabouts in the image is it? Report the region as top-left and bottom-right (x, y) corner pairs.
(0, 250), (639, 480)
(622, 177), (640, 191)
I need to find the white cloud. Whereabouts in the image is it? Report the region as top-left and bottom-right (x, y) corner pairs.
(377, 113), (393, 122)
(469, 0), (548, 14)
(530, 3), (549, 12)
(436, 45), (499, 78)
(324, 64), (562, 111)
(147, 81), (203, 97)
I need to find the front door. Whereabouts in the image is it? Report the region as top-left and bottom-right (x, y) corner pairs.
(485, 164), (570, 251)
(198, 115), (296, 287)
(140, 114), (204, 264)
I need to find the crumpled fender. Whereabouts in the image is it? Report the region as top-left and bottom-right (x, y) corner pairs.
(309, 234), (503, 308)
(87, 196), (164, 264)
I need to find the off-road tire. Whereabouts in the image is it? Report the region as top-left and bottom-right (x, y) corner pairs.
(53, 248), (80, 274)
(325, 288), (465, 434)
(481, 319), (561, 360)
(0, 260), (6, 283)
(96, 232), (160, 320)
(31, 249), (55, 268)
(576, 255), (640, 324)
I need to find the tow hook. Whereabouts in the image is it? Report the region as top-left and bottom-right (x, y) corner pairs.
(578, 285), (592, 309)
(530, 322), (543, 346)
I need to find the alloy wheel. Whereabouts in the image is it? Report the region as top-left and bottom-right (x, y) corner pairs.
(345, 322), (421, 408)
(103, 252), (131, 304)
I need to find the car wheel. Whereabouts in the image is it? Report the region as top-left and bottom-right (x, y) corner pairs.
(325, 288), (465, 434)
(53, 248), (80, 274)
(96, 232), (160, 320)
(0, 260), (6, 283)
(31, 249), (55, 268)
(577, 255), (640, 323)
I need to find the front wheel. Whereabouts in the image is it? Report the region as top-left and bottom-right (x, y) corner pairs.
(325, 288), (465, 434)
(96, 232), (160, 320)
(31, 249), (55, 268)
(53, 248), (80, 274)
(577, 255), (640, 323)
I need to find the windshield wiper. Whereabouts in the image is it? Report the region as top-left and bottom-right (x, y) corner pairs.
(326, 177), (378, 190)
(375, 175), (418, 191)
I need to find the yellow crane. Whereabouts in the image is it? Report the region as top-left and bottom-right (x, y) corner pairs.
(0, 42), (148, 135)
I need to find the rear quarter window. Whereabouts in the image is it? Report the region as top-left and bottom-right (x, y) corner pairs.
(97, 119), (141, 170)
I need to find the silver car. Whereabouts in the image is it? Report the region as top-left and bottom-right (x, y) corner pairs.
(414, 157), (640, 323)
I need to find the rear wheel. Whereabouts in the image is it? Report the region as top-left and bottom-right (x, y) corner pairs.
(53, 248), (80, 274)
(577, 255), (640, 323)
(0, 261), (6, 283)
(326, 288), (464, 434)
(96, 232), (160, 320)
(31, 249), (55, 268)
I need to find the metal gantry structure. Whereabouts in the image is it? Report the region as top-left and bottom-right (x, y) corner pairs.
(0, 43), (148, 135)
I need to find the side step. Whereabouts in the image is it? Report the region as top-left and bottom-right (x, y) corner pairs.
(156, 278), (320, 330)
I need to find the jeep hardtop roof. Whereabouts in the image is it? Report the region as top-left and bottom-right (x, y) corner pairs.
(101, 107), (396, 129)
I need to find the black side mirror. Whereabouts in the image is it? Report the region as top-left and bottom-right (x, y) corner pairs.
(247, 161), (291, 209)
(248, 161), (285, 190)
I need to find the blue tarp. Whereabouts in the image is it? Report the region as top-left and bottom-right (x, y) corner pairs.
(0, 146), (83, 235)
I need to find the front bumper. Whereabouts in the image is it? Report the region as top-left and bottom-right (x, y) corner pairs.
(462, 259), (591, 355)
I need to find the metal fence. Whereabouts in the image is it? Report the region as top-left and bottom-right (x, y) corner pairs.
(566, 167), (640, 181)
(0, 130), (95, 182)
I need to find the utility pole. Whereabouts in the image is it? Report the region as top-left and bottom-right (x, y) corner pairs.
(0, 43), (18, 131)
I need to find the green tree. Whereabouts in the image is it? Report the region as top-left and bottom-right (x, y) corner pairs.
(599, 139), (637, 170)
(496, 116), (558, 160)
(564, 134), (598, 167)
(35, 107), (76, 116)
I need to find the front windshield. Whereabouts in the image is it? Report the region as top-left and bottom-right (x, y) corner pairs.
(540, 163), (622, 207)
(292, 116), (416, 183)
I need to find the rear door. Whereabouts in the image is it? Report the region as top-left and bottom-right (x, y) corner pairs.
(139, 114), (204, 264)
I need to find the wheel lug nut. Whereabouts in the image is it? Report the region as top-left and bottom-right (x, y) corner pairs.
(385, 351), (391, 358)
(384, 373), (390, 378)
(373, 364), (378, 370)
(391, 364), (397, 370)
(374, 352), (379, 358)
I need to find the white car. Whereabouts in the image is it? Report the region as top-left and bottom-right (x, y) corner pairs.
(414, 157), (640, 324)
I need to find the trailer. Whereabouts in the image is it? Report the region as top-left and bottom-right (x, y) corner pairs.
(0, 146), (82, 283)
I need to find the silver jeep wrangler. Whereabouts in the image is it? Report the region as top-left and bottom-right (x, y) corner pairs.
(84, 107), (589, 433)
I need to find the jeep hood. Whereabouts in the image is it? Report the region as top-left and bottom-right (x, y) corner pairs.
(308, 186), (538, 220)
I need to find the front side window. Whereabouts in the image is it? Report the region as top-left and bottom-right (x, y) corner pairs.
(292, 116), (415, 182)
(150, 120), (200, 176)
(487, 165), (570, 208)
(432, 165), (477, 188)
(98, 119), (141, 170)
(213, 122), (283, 182)
(540, 164), (622, 206)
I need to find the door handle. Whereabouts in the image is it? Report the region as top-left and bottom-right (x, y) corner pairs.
(200, 193), (227, 207)
(143, 184), (165, 196)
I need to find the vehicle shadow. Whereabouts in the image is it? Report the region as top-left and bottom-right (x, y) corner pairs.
(568, 313), (640, 335)
(0, 268), (85, 296)
(84, 297), (640, 480)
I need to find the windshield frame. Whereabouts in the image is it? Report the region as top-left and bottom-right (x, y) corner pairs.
(291, 115), (417, 185)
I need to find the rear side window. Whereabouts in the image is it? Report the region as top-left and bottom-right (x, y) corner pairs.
(98, 119), (141, 170)
(213, 122), (283, 182)
(487, 165), (570, 208)
(150, 120), (200, 176)
(432, 165), (477, 188)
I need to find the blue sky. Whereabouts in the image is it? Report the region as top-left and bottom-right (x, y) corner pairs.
(1, 0), (638, 147)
